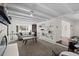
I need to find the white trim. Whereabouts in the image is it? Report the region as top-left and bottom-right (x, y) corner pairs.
(39, 38), (68, 49)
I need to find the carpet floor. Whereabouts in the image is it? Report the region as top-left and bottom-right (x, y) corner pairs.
(17, 40), (67, 56)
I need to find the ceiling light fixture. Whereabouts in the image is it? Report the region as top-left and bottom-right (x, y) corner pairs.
(30, 10), (34, 17)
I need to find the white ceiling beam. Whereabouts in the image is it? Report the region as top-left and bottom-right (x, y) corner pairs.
(8, 10), (47, 21)
(10, 13), (46, 22)
(9, 14), (43, 22)
(63, 4), (74, 13)
(37, 3), (59, 16)
(33, 11), (51, 19)
(6, 4), (31, 12)
(10, 14), (43, 23)
(7, 8), (49, 19)
(7, 5), (51, 19)
(8, 10), (32, 18)
(8, 8), (50, 20)
(8, 3), (58, 17)
(6, 3), (31, 10)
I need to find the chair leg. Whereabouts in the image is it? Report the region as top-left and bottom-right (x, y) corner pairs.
(32, 39), (34, 44)
(52, 50), (58, 56)
(35, 37), (37, 43)
(22, 40), (25, 43)
(25, 40), (28, 45)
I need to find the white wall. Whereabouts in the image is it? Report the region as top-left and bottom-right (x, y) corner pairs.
(37, 18), (61, 43)
(9, 17), (33, 34)
(60, 17), (75, 37)
(72, 21), (79, 36)
(37, 17), (75, 46)
(62, 20), (71, 38)
(8, 17), (34, 42)
(8, 15), (77, 44)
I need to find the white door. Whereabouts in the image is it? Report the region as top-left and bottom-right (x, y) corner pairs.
(62, 20), (71, 38)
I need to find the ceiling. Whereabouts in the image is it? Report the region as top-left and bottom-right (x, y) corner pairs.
(5, 3), (79, 23)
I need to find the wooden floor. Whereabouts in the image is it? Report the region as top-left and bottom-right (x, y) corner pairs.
(17, 39), (67, 56)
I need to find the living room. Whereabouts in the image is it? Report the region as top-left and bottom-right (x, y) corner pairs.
(0, 3), (79, 56)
